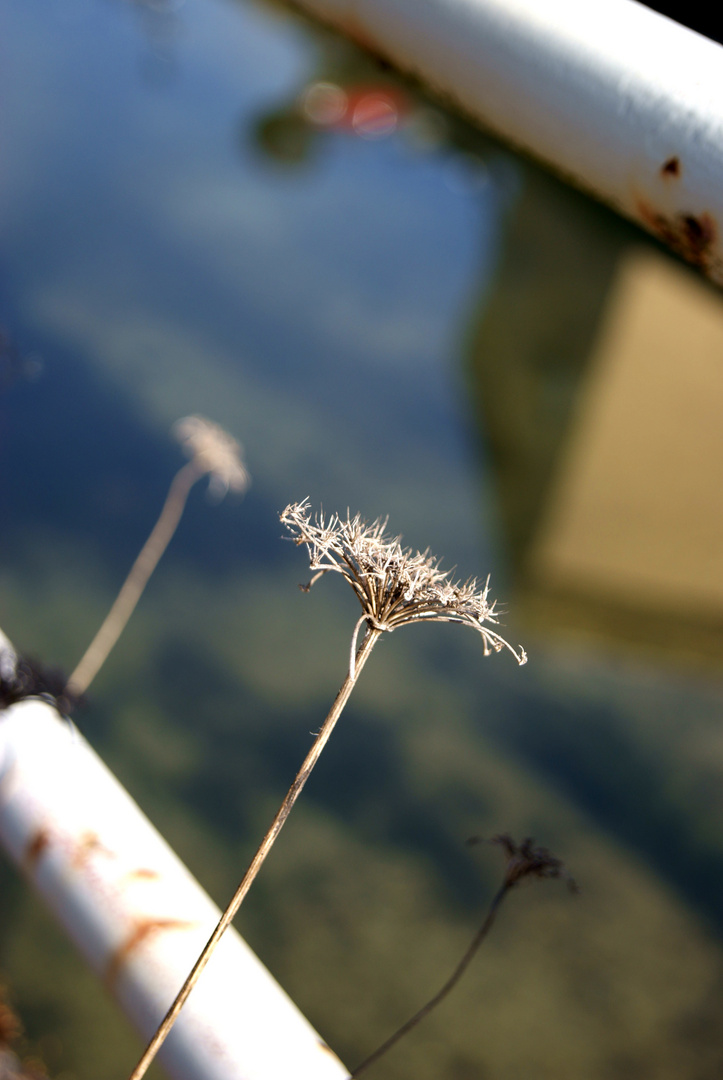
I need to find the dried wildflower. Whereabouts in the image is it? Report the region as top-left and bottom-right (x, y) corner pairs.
(351, 836), (575, 1078)
(487, 834), (579, 892)
(67, 418), (248, 698)
(281, 499), (526, 676)
(130, 499), (527, 1080)
(173, 415), (250, 499)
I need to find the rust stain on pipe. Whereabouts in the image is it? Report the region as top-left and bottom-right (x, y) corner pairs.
(124, 867), (160, 881)
(636, 199), (717, 271)
(72, 829), (113, 868)
(24, 826), (51, 872)
(106, 917), (196, 989)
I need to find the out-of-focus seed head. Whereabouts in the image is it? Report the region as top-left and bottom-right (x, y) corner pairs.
(174, 416), (250, 499)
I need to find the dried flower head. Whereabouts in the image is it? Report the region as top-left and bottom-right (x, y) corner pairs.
(174, 416), (250, 499)
(481, 834), (578, 892)
(281, 499), (526, 675)
(129, 500), (527, 1080)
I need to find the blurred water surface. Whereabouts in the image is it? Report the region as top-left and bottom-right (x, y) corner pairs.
(3, 1), (723, 1078)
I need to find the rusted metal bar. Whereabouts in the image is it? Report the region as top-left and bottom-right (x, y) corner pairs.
(0, 681), (348, 1080)
(289, 0), (723, 285)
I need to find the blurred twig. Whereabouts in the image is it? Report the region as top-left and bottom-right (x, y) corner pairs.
(350, 835), (577, 1078)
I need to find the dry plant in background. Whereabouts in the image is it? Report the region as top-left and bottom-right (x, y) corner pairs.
(351, 835), (578, 1077)
(129, 499), (526, 1080)
(66, 417), (249, 697)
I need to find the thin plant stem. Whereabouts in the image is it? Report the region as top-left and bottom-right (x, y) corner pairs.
(128, 625), (383, 1080)
(349, 883), (510, 1078)
(67, 460), (203, 697)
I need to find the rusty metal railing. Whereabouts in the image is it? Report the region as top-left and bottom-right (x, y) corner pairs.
(290, 0), (723, 285)
(0, 631), (348, 1080)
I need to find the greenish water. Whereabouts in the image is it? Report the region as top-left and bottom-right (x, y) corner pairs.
(3, 1), (723, 1078)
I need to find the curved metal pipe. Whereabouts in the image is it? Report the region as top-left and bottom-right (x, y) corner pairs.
(0, 692), (347, 1080)
(290, 0), (723, 284)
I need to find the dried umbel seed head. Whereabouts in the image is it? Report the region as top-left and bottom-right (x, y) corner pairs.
(281, 499), (527, 673)
(130, 500), (528, 1080)
(479, 834), (579, 892)
(173, 416), (250, 498)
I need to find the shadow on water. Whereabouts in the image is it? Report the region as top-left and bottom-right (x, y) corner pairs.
(464, 164), (638, 563)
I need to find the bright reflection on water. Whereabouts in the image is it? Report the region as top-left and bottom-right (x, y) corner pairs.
(2, 1), (723, 1078)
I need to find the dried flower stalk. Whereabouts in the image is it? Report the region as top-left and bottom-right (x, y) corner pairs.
(351, 836), (576, 1077)
(67, 418), (248, 697)
(128, 501), (525, 1080)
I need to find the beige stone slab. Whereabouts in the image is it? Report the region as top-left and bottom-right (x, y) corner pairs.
(530, 249), (723, 617)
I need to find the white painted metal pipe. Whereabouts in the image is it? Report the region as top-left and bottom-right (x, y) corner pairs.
(290, 0), (723, 284)
(0, 693), (348, 1080)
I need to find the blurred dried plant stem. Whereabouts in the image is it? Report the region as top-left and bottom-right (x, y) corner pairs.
(351, 836), (576, 1077)
(67, 417), (248, 697)
(66, 458), (199, 697)
(129, 501), (525, 1080)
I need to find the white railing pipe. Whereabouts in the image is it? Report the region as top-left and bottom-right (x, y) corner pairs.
(290, 0), (723, 285)
(0, 686), (348, 1080)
